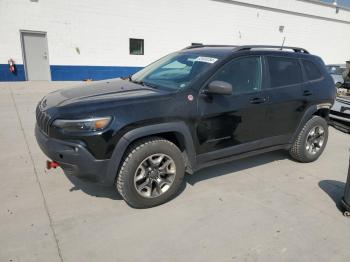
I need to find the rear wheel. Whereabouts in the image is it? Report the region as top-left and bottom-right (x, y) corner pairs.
(116, 137), (185, 208)
(289, 116), (328, 163)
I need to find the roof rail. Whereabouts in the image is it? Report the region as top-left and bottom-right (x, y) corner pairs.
(183, 44), (309, 54)
(234, 45), (309, 54)
(184, 43), (238, 49)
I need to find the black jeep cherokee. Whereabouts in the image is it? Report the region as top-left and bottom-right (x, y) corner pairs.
(35, 45), (336, 208)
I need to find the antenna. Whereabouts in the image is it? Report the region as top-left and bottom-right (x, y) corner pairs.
(280, 37), (286, 51)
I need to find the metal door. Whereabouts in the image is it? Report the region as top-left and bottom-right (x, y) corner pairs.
(21, 31), (51, 81)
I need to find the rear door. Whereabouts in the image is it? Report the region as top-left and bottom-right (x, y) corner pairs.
(300, 59), (326, 103)
(263, 55), (305, 145)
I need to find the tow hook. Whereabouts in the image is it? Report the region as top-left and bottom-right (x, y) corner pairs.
(46, 160), (60, 170)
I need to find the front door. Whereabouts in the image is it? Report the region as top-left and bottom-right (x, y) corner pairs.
(21, 31), (51, 81)
(196, 56), (270, 156)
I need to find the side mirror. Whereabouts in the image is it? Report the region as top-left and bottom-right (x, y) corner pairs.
(204, 81), (232, 95)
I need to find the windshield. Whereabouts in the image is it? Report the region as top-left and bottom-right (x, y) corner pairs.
(131, 52), (221, 91)
(326, 65), (346, 75)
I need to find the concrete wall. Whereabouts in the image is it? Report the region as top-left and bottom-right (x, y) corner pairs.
(1, 0), (349, 81)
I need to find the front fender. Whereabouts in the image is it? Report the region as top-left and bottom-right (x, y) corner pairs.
(104, 122), (196, 185)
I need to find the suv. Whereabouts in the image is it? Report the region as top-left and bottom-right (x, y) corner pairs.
(35, 45), (336, 208)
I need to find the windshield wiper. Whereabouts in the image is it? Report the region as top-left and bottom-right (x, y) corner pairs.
(142, 81), (159, 89)
(131, 79), (144, 85)
(129, 78), (159, 89)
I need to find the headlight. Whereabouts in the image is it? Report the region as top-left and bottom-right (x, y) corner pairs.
(52, 117), (112, 132)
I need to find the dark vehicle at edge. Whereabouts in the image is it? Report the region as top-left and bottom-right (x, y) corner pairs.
(35, 44), (336, 208)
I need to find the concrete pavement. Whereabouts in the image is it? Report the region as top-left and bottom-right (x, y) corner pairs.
(0, 81), (350, 262)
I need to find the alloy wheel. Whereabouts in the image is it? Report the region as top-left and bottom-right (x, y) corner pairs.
(134, 154), (176, 198)
(305, 125), (325, 155)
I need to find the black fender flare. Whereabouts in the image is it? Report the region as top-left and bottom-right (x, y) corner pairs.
(289, 104), (329, 144)
(104, 122), (196, 185)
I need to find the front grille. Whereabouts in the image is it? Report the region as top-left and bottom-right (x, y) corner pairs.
(336, 97), (350, 106)
(36, 105), (51, 134)
(330, 110), (350, 119)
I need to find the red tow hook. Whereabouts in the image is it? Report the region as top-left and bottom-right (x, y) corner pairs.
(46, 160), (60, 170)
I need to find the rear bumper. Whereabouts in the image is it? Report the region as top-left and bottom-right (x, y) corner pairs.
(35, 125), (111, 184)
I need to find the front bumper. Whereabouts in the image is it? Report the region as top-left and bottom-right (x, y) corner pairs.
(343, 82), (350, 89)
(35, 125), (110, 184)
(330, 97), (350, 123)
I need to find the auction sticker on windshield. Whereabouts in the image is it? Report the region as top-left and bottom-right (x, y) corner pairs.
(194, 56), (218, 64)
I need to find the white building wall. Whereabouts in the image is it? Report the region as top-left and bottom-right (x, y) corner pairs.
(0, 0), (349, 68)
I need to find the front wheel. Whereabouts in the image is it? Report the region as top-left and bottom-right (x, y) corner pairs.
(289, 116), (328, 163)
(116, 137), (185, 208)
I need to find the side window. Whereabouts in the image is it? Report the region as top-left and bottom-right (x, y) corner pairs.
(212, 56), (262, 94)
(302, 60), (323, 81)
(267, 56), (303, 88)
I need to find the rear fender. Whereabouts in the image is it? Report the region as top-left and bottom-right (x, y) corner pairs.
(290, 104), (330, 144)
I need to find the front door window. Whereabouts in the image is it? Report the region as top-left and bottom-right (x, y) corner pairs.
(211, 56), (262, 95)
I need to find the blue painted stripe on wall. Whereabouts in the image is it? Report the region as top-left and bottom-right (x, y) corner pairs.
(50, 65), (143, 81)
(0, 64), (26, 81)
(0, 64), (143, 81)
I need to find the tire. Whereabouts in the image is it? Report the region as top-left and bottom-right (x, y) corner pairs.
(116, 137), (185, 208)
(289, 116), (328, 163)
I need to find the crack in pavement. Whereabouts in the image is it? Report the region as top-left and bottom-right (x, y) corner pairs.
(9, 87), (64, 262)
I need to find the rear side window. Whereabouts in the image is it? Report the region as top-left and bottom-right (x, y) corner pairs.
(302, 60), (323, 81)
(267, 56), (303, 88)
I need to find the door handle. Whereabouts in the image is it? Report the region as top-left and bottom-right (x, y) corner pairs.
(303, 90), (312, 96)
(250, 97), (267, 104)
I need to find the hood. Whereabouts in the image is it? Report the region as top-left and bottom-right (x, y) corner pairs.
(40, 78), (165, 109)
